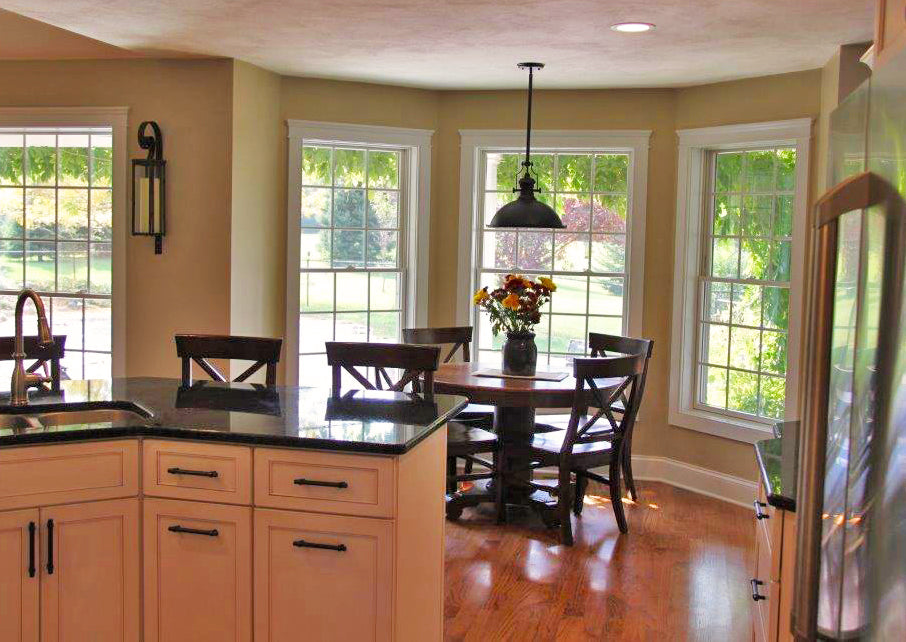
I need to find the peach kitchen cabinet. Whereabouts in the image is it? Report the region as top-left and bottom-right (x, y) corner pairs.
(0, 441), (141, 642)
(142, 497), (252, 642)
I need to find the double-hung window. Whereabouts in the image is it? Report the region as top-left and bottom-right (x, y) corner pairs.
(285, 122), (432, 387)
(670, 120), (811, 442)
(0, 110), (127, 381)
(457, 131), (650, 369)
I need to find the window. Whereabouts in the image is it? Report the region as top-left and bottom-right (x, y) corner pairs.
(457, 130), (650, 368)
(0, 127), (114, 380)
(285, 121), (432, 387)
(670, 120), (811, 443)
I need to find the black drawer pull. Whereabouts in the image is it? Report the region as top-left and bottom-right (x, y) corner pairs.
(27, 521), (36, 578)
(168, 524), (219, 537)
(753, 500), (770, 520)
(167, 467), (219, 478)
(750, 578), (766, 601)
(293, 539), (347, 552)
(293, 478), (348, 489)
(46, 519), (54, 575)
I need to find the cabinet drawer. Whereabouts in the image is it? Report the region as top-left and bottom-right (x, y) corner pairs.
(254, 508), (392, 642)
(0, 440), (138, 511)
(254, 448), (395, 518)
(755, 484), (782, 580)
(143, 440), (252, 505)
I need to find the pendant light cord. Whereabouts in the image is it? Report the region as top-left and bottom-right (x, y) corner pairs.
(524, 65), (534, 172)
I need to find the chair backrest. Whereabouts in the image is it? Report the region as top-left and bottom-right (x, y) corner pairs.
(175, 334), (282, 388)
(401, 326), (473, 363)
(560, 354), (648, 456)
(325, 342), (440, 400)
(0, 335), (67, 392)
(588, 332), (654, 407)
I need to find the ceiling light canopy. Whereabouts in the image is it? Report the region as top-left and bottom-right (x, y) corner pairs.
(489, 62), (564, 229)
(610, 22), (655, 33)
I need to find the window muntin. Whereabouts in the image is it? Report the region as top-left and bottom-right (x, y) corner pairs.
(0, 128), (113, 380)
(696, 147), (795, 422)
(473, 151), (632, 368)
(297, 143), (406, 387)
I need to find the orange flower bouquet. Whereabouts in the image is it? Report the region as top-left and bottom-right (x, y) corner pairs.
(473, 274), (556, 375)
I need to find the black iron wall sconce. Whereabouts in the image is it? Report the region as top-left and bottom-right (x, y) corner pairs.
(131, 121), (166, 254)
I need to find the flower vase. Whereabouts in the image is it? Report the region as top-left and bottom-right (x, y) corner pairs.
(502, 331), (537, 376)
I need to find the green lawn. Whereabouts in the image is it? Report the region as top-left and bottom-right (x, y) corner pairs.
(0, 253), (111, 293)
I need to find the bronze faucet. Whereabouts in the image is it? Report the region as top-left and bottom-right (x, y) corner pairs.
(10, 289), (54, 406)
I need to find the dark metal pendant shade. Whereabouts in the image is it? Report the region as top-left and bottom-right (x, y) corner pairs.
(489, 174), (564, 228)
(490, 62), (564, 229)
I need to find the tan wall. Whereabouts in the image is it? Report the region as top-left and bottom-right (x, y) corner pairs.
(0, 58), (233, 377)
(230, 61), (283, 361)
(0, 57), (826, 481)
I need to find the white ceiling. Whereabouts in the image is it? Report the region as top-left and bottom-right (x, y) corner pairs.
(0, 0), (875, 89)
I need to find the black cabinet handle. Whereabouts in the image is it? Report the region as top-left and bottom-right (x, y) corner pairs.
(293, 539), (347, 552)
(751, 578), (766, 601)
(168, 524), (219, 537)
(46, 519), (54, 575)
(293, 478), (348, 489)
(167, 467), (219, 478)
(27, 521), (36, 578)
(753, 501), (770, 520)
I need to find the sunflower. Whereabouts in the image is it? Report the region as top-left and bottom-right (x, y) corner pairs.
(502, 293), (521, 310)
(473, 287), (489, 305)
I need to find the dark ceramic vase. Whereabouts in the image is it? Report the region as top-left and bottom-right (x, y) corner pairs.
(502, 331), (537, 376)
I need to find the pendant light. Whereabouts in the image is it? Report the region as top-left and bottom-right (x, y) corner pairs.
(489, 62), (565, 229)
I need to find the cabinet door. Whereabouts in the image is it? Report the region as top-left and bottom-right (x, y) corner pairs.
(0, 509), (39, 642)
(143, 498), (252, 642)
(40, 498), (140, 642)
(254, 508), (393, 642)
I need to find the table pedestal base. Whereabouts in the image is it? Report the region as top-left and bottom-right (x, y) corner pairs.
(445, 405), (564, 529)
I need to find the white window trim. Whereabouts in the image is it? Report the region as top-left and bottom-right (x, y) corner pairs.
(669, 118), (812, 444)
(0, 106), (129, 378)
(455, 129), (651, 339)
(284, 120), (433, 386)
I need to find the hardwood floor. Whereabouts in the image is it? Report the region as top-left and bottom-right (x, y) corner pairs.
(444, 481), (753, 641)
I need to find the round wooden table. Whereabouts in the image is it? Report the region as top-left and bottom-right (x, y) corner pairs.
(434, 362), (623, 517)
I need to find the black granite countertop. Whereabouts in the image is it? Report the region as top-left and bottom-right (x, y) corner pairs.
(754, 420), (799, 512)
(0, 377), (468, 455)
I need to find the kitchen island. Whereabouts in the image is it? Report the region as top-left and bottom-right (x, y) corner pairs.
(0, 378), (466, 642)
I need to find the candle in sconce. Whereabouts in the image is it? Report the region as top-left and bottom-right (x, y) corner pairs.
(138, 176), (161, 233)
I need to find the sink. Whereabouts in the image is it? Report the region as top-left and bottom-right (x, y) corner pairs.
(0, 401), (152, 429)
(36, 408), (151, 427)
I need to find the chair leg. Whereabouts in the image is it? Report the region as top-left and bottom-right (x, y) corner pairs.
(558, 466), (574, 546)
(446, 456), (457, 494)
(464, 458), (474, 475)
(573, 471), (589, 516)
(622, 438), (638, 501)
(609, 446), (628, 534)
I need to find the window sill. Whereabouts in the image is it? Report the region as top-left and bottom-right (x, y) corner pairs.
(667, 407), (776, 444)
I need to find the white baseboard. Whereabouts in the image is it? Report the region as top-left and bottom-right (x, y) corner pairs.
(618, 455), (757, 508)
(459, 456), (757, 508)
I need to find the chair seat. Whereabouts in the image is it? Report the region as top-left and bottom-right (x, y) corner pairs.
(530, 429), (615, 457)
(454, 402), (495, 422)
(447, 421), (498, 450)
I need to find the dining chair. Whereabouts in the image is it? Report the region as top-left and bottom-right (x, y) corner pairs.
(400, 326), (494, 423)
(535, 333), (654, 501)
(0, 335), (67, 392)
(588, 333), (653, 501)
(519, 353), (647, 545)
(175, 334), (282, 388)
(325, 341), (440, 401)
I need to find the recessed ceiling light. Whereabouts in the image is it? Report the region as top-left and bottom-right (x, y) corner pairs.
(610, 22), (655, 33)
